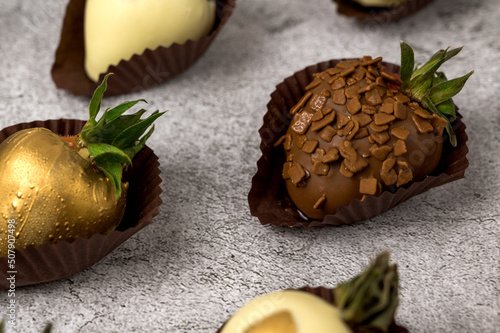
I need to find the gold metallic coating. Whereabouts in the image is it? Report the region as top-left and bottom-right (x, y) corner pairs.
(0, 128), (127, 256)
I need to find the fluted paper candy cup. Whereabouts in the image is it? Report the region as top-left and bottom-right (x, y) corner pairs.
(333, 0), (435, 23)
(51, 0), (236, 97)
(248, 59), (469, 228)
(0, 119), (162, 288)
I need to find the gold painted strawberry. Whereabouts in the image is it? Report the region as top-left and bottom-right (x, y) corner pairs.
(0, 74), (165, 255)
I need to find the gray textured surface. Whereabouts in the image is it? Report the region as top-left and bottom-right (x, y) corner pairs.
(0, 0), (499, 332)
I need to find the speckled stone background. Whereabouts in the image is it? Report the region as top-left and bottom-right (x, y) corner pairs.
(1, 0), (499, 332)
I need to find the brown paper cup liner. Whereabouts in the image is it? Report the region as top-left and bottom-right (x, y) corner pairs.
(217, 286), (408, 332)
(51, 0), (236, 97)
(333, 0), (434, 22)
(248, 59), (469, 228)
(0, 119), (162, 289)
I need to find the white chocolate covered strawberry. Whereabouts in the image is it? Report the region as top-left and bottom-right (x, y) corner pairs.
(84, 0), (216, 81)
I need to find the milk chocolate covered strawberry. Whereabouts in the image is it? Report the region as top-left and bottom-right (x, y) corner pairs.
(280, 42), (472, 220)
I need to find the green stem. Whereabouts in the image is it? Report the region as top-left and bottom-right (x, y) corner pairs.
(80, 74), (166, 198)
(334, 252), (399, 333)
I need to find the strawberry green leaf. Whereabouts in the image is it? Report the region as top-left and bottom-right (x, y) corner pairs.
(407, 74), (430, 101)
(112, 111), (165, 149)
(82, 109), (148, 144)
(87, 143), (132, 165)
(105, 99), (147, 123)
(410, 48), (447, 79)
(408, 46), (464, 100)
(79, 73), (166, 198)
(122, 125), (155, 160)
(411, 46), (463, 79)
(409, 59), (447, 100)
(334, 252), (399, 332)
(422, 97), (457, 146)
(400, 41), (414, 86)
(80, 126), (100, 144)
(432, 72), (457, 119)
(435, 100), (456, 118)
(400, 42), (471, 146)
(436, 45), (463, 63)
(433, 71), (448, 84)
(446, 123), (457, 147)
(429, 71), (474, 105)
(93, 158), (124, 199)
(88, 73), (111, 121)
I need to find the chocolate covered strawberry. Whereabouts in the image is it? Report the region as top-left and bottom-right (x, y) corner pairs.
(219, 252), (402, 333)
(84, 0), (216, 82)
(0, 74), (165, 255)
(281, 42), (472, 220)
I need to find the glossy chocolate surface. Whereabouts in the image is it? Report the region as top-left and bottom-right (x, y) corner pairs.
(281, 57), (445, 219)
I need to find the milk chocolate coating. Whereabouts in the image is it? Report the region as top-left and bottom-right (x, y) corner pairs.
(282, 57), (445, 220)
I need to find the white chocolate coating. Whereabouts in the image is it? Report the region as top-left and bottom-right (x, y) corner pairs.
(221, 290), (352, 333)
(84, 0), (216, 82)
